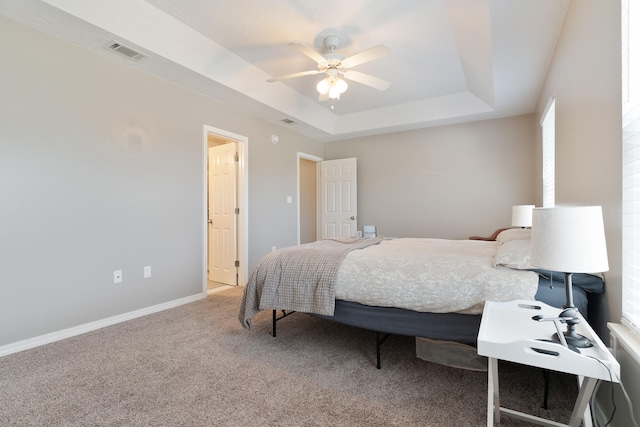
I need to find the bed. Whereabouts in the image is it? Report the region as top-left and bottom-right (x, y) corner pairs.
(238, 228), (605, 365)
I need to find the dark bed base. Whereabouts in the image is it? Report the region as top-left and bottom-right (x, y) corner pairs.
(272, 299), (482, 369)
(269, 282), (595, 369)
(319, 300), (482, 344)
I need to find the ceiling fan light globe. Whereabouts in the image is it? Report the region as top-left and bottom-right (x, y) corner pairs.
(335, 78), (348, 94)
(316, 78), (330, 94)
(328, 86), (341, 99)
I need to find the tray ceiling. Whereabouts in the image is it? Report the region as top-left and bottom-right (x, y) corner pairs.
(0, 0), (569, 141)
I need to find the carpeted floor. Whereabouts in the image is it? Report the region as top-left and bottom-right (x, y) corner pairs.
(0, 286), (579, 426)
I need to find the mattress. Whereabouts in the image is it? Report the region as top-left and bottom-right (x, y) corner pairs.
(335, 237), (539, 315)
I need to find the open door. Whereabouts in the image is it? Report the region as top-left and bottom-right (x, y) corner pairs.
(320, 158), (357, 238)
(208, 142), (237, 285)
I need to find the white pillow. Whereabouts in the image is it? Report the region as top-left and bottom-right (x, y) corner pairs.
(495, 228), (531, 245)
(494, 239), (532, 269)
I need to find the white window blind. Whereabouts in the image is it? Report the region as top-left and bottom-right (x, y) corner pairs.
(623, 129), (640, 333)
(622, 0), (640, 333)
(540, 96), (556, 208)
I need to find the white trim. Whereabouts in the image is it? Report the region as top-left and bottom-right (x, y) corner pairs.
(609, 322), (640, 366)
(238, 139), (248, 286)
(202, 127), (208, 290)
(296, 152), (323, 245)
(540, 94), (556, 125)
(540, 96), (556, 207)
(202, 125), (249, 288)
(0, 293), (206, 358)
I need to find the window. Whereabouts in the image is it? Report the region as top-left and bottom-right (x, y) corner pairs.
(540, 96), (556, 208)
(622, 0), (640, 333)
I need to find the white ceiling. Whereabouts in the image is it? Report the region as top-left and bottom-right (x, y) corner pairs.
(1, 0), (569, 142)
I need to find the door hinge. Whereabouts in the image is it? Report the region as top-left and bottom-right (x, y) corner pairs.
(234, 152), (239, 162)
(235, 207), (240, 215)
(234, 260), (240, 268)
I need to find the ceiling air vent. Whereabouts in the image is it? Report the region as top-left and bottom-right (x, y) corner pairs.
(281, 118), (295, 124)
(105, 41), (148, 62)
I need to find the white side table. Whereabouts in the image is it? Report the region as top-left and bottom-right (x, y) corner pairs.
(477, 300), (620, 427)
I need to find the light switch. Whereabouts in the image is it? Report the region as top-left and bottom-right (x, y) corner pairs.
(287, 196), (292, 204)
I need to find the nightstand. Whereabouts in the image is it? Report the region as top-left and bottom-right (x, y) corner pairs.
(477, 300), (620, 427)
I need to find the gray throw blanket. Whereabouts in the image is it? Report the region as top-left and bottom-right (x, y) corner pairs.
(239, 237), (385, 329)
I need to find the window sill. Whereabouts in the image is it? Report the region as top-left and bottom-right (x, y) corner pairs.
(608, 322), (640, 366)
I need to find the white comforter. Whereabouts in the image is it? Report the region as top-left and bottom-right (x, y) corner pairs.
(335, 238), (539, 315)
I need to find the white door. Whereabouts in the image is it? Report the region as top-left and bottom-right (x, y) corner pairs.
(208, 143), (237, 285)
(321, 158), (357, 238)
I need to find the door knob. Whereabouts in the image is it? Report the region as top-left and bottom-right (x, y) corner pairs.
(208, 219), (213, 224)
(350, 216), (357, 220)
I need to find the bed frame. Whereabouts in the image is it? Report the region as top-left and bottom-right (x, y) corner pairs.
(272, 300), (482, 369)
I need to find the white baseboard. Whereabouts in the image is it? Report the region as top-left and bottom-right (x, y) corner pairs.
(0, 292), (206, 358)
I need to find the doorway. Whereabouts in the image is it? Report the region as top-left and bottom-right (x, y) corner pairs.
(204, 126), (248, 294)
(298, 152), (323, 244)
(297, 154), (359, 243)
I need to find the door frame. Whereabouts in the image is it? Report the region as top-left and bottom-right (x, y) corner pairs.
(297, 152), (323, 245)
(202, 125), (248, 291)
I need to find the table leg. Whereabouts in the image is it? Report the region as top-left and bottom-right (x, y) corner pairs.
(487, 357), (500, 426)
(568, 376), (598, 427)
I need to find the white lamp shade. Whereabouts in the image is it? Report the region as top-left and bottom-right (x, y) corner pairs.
(511, 205), (535, 227)
(530, 206), (609, 273)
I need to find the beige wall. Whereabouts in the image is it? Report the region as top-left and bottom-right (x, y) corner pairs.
(0, 16), (323, 347)
(536, 0), (622, 337)
(324, 114), (538, 240)
(536, 2), (638, 425)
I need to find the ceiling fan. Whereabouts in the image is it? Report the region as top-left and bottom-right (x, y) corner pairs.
(267, 35), (391, 102)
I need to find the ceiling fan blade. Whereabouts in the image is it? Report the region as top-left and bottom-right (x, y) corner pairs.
(343, 70), (391, 91)
(289, 42), (327, 64)
(318, 92), (329, 102)
(267, 69), (322, 82)
(341, 44), (391, 69)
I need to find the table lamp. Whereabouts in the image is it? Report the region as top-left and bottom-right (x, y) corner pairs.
(512, 205), (535, 228)
(529, 206), (609, 348)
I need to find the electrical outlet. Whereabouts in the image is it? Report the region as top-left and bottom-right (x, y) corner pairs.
(272, 246), (276, 252)
(113, 270), (123, 284)
(144, 266), (151, 278)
